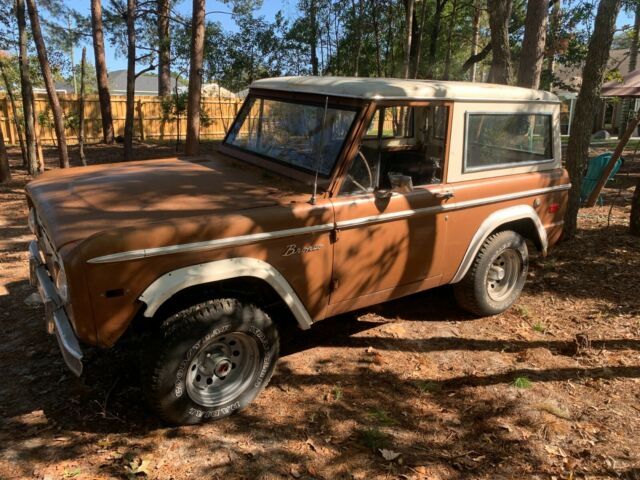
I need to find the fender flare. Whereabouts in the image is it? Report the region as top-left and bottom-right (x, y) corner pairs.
(450, 204), (548, 284)
(138, 257), (313, 329)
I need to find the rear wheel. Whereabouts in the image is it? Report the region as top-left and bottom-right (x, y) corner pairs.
(143, 299), (279, 425)
(454, 230), (528, 316)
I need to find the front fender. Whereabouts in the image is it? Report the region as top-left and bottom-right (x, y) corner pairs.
(138, 257), (313, 329)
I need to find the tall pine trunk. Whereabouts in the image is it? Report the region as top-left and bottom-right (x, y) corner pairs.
(309, 0), (319, 75)
(0, 117), (10, 183)
(544, 0), (561, 89)
(124, 0), (136, 161)
(79, 47), (87, 166)
(411, 0), (429, 78)
(426, 0), (446, 79)
(402, 0), (415, 79)
(517, 0), (548, 89)
(487, 0), (512, 84)
(563, 0), (622, 239)
(0, 60), (27, 166)
(185, 0), (205, 156)
(26, 0), (69, 168)
(470, 0), (481, 81)
(443, 0), (458, 80)
(157, 0), (171, 96)
(16, 0), (37, 174)
(91, 0), (114, 144)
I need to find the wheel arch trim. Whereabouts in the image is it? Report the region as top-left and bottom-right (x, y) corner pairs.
(138, 257), (313, 329)
(450, 205), (547, 284)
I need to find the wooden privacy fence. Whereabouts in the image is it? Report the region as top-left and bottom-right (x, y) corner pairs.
(0, 94), (244, 146)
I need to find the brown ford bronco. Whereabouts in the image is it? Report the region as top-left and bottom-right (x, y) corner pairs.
(26, 77), (570, 424)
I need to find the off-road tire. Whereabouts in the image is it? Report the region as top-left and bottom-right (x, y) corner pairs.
(454, 230), (528, 316)
(143, 299), (279, 425)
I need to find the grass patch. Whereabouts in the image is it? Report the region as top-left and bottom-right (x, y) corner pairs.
(532, 321), (546, 333)
(358, 427), (389, 451)
(331, 385), (343, 401)
(514, 305), (531, 319)
(414, 380), (442, 393)
(367, 408), (396, 426)
(513, 376), (533, 389)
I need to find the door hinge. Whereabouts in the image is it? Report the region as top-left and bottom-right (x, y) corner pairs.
(330, 228), (340, 243)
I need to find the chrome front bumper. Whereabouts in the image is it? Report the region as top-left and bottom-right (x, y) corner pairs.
(28, 240), (83, 376)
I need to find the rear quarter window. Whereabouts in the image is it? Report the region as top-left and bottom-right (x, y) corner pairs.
(464, 113), (553, 172)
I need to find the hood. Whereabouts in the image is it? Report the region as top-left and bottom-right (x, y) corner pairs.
(26, 155), (308, 249)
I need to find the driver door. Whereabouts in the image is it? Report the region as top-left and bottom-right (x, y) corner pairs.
(327, 103), (453, 315)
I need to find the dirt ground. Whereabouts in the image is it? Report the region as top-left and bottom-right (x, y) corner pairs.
(0, 143), (639, 480)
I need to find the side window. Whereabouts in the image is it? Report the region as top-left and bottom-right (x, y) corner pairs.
(465, 113), (553, 172)
(340, 105), (449, 195)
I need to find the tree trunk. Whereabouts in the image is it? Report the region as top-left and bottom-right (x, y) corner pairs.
(426, 0), (446, 79)
(487, 0), (512, 84)
(91, 0), (114, 144)
(631, 178), (640, 236)
(185, 0), (205, 156)
(618, 3), (640, 134)
(157, 0), (171, 96)
(411, 0), (429, 78)
(79, 47), (87, 166)
(124, 0), (136, 161)
(443, 0), (458, 80)
(517, 0), (548, 89)
(0, 117), (10, 183)
(0, 61), (27, 167)
(371, 0), (382, 76)
(470, 0), (481, 81)
(402, 0), (415, 79)
(351, 0), (364, 76)
(26, 0), (69, 168)
(31, 95), (44, 172)
(310, 0), (319, 75)
(563, 0), (622, 239)
(16, 0), (37, 173)
(543, 0), (560, 89)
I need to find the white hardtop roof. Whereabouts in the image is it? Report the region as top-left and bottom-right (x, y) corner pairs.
(251, 76), (559, 103)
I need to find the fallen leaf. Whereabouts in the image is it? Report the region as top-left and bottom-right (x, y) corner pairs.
(535, 401), (572, 420)
(379, 448), (401, 461)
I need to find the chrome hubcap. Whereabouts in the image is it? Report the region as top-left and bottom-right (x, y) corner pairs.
(185, 332), (259, 407)
(485, 249), (521, 302)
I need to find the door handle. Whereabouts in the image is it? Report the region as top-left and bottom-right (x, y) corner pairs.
(435, 191), (455, 200)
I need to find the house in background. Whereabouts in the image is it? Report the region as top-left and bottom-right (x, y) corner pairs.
(107, 70), (179, 96)
(553, 49), (633, 136)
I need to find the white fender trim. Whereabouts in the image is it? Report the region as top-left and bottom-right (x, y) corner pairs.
(139, 257), (313, 329)
(450, 205), (548, 284)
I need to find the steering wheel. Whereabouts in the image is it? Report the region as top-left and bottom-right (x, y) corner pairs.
(346, 150), (374, 192)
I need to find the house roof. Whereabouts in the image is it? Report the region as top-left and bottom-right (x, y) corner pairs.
(553, 49), (631, 93)
(108, 69), (177, 95)
(601, 68), (640, 97)
(251, 76), (559, 102)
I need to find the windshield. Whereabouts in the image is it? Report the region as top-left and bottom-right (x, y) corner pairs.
(224, 96), (358, 176)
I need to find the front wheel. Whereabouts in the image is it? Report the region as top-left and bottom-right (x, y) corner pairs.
(454, 230), (528, 316)
(143, 299), (279, 425)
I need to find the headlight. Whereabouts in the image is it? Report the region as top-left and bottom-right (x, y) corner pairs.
(28, 208), (36, 234)
(55, 266), (69, 303)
